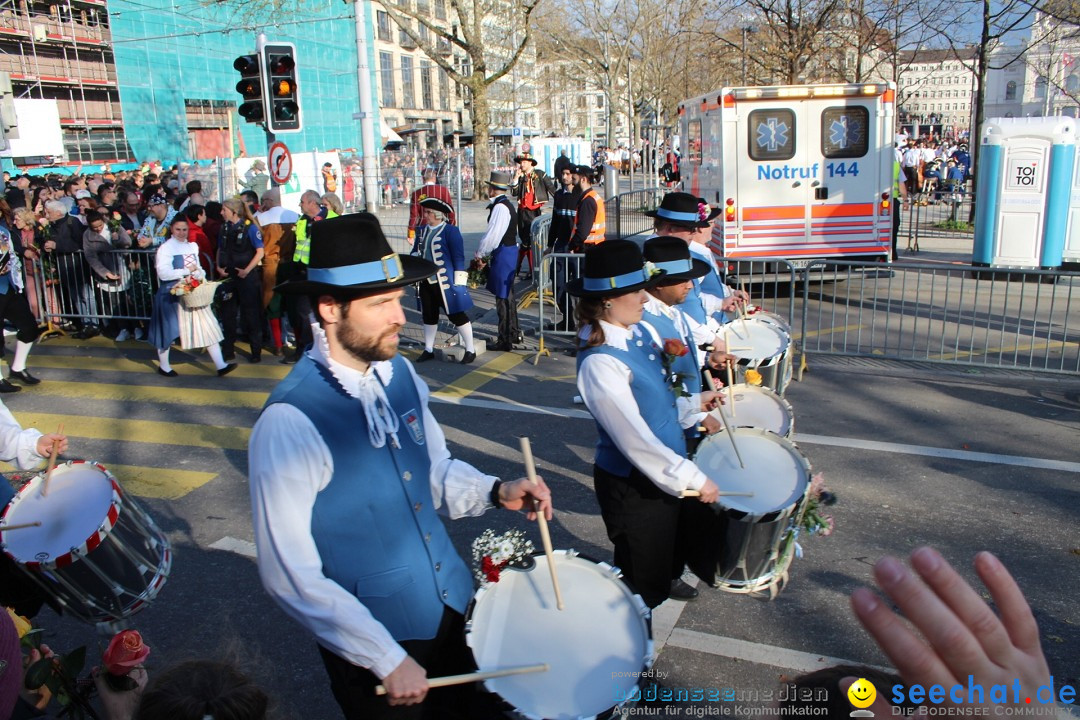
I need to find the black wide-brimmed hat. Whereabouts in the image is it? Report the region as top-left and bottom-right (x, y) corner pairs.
(644, 192), (720, 228)
(275, 213), (435, 295)
(514, 152), (538, 165)
(485, 171), (511, 190)
(567, 240), (666, 298)
(573, 164), (596, 181)
(643, 236), (711, 283)
(419, 197), (453, 216)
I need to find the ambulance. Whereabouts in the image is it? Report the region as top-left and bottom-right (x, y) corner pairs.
(678, 83), (896, 267)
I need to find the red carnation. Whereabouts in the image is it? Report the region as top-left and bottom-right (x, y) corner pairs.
(481, 556), (501, 583)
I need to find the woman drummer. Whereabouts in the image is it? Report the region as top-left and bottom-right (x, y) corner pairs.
(571, 240), (722, 609)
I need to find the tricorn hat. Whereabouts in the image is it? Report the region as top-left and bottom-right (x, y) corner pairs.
(485, 171), (511, 190)
(644, 192), (720, 228)
(419, 196), (453, 216)
(567, 240), (665, 298)
(642, 236), (711, 283)
(275, 213), (435, 295)
(514, 152), (538, 165)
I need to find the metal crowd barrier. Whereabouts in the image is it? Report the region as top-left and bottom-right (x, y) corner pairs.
(902, 191), (975, 252)
(799, 260), (1080, 375)
(29, 248), (161, 327)
(604, 188), (665, 241)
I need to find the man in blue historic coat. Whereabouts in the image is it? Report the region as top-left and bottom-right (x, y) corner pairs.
(248, 213), (552, 719)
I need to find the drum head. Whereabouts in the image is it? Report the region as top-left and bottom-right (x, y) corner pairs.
(466, 551), (651, 719)
(694, 429), (810, 516)
(716, 384), (794, 437)
(725, 318), (789, 366)
(1, 463), (116, 565)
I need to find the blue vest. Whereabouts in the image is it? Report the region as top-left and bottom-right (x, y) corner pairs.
(577, 329), (687, 477)
(263, 354), (474, 641)
(676, 279), (707, 325)
(642, 309), (703, 441)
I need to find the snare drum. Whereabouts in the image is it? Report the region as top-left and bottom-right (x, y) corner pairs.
(715, 384), (794, 438)
(724, 317), (792, 395)
(465, 550), (653, 720)
(0, 461), (172, 624)
(692, 429), (811, 596)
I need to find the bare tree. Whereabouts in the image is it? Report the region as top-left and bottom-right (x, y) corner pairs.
(737, 0), (843, 84)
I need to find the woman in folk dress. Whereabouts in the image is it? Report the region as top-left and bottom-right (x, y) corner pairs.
(149, 215), (237, 378)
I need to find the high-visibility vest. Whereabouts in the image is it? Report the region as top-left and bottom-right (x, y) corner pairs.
(581, 189), (606, 245)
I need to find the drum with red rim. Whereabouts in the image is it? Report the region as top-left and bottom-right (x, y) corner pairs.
(0, 461), (171, 624)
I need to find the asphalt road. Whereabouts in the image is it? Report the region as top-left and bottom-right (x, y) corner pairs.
(1, 204), (1077, 719)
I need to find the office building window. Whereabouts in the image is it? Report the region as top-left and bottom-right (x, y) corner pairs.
(377, 11), (391, 42)
(439, 69), (450, 111)
(435, 0), (447, 19)
(402, 56), (415, 109)
(380, 52), (395, 107)
(421, 60), (434, 110)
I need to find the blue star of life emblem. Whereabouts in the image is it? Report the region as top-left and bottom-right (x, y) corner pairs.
(829, 116), (863, 149)
(756, 118), (789, 153)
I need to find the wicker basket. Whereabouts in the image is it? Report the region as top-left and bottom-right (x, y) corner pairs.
(180, 280), (220, 309)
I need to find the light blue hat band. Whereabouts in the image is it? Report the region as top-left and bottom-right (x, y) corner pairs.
(307, 254), (404, 285)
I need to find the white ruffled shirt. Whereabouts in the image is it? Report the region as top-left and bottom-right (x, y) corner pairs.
(248, 329), (499, 679)
(576, 320), (709, 495)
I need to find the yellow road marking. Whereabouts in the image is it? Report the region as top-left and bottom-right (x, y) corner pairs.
(433, 352), (525, 399)
(23, 379), (269, 409)
(29, 353), (290, 380)
(929, 339), (1079, 362)
(105, 464), (218, 500)
(10, 412), (250, 450)
(535, 374), (577, 382)
(795, 324), (865, 340)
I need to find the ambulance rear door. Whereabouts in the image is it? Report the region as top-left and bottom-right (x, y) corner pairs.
(803, 91), (892, 258)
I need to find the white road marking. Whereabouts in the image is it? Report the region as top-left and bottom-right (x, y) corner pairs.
(209, 536), (257, 558)
(793, 433), (1080, 474)
(665, 627), (893, 674)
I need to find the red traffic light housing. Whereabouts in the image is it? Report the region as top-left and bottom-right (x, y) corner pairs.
(262, 43), (301, 133)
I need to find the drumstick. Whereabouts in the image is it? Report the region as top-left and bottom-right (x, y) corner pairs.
(40, 423), (64, 497)
(680, 490), (755, 498)
(738, 300), (750, 336)
(374, 663), (549, 696)
(724, 364), (735, 417)
(519, 437), (563, 611)
(707, 381), (745, 469)
(0, 521), (42, 531)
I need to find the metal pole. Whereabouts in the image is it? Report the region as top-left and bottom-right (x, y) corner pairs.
(455, 149), (462, 222)
(627, 59), (634, 189)
(354, 0), (380, 214)
(742, 28), (747, 85)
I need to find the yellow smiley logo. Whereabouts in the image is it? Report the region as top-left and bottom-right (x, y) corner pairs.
(848, 678), (877, 709)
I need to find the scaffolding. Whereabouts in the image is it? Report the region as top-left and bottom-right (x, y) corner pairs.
(0, 0), (133, 164)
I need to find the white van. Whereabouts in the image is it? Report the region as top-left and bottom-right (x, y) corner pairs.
(678, 83), (896, 267)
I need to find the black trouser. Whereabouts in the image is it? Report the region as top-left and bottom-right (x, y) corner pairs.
(892, 205), (901, 260)
(550, 244), (578, 325)
(593, 463), (684, 609)
(280, 260), (313, 353)
(418, 279), (468, 327)
(317, 608), (503, 720)
(54, 253), (88, 330)
(219, 268), (263, 358)
(495, 291), (519, 347)
(517, 208), (540, 250)
(0, 285), (39, 343)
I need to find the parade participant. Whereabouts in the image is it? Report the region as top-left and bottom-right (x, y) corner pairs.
(0, 201), (43, 390)
(249, 213), (552, 719)
(412, 198), (476, 365)
(571, 240), (722, 609)
(216, 198), (265, 363)
(149, 215), (236, 378)
(408, 170), (456, 240)
(569, 165), (605, 253)
(474, 171), (521, 352)
(510, 152), (554, 274)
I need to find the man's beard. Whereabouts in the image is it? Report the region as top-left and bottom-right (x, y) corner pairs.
(336, 319), (401, 365)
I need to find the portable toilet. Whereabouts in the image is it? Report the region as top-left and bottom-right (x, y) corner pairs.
(973, 117), (1076, 269)
(1066, 140), (1080, 266)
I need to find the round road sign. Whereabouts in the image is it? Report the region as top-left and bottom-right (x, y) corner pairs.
(268, 142), (292, 185)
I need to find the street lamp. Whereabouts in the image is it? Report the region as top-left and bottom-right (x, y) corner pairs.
(741, 26), (756, 85)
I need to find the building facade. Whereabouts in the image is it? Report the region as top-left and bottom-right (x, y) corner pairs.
(895, 47), (978, 134)
(985, 13), (1080, 120)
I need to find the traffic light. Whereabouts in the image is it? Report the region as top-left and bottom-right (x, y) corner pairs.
(233, 53), (265, 124)
(0, 71), (18, 146)
(262, 43), (301, 133)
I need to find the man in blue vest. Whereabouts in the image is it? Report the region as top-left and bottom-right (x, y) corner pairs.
(249, 213), (552, 719)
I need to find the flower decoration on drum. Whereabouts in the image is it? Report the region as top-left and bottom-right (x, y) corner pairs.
(471, 529), (534, 586)
(697, 202), (711, 222)
(660, 338), (692, 399)
(800, 473), (836, 538)
(101, 630), (150, 691)
(467, 255), (491, 289)
(744, 368), (763, 386)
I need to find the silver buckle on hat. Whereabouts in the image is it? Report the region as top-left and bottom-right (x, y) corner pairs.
(381, 253), (404, 282)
